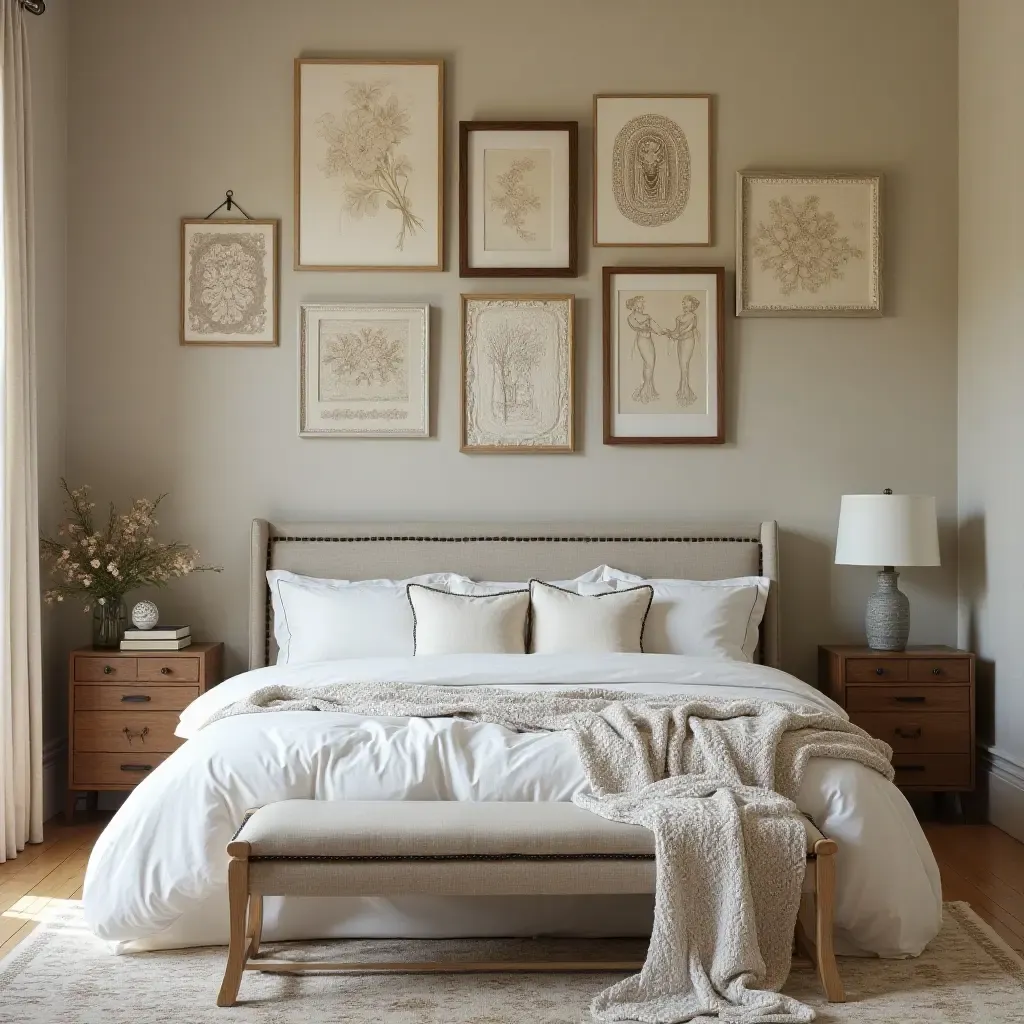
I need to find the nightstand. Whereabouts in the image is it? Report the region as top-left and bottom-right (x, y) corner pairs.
(66, 642), (224, 819)
(818, 645), (975, 792)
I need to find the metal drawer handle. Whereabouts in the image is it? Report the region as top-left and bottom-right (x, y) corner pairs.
(103, 665), (113, 675)
(123, 726), (150, 745)
(894, 695), (926, 703)
(932, 667), (942, 676)
(895, 726), (922, 739)
(874, 667), (884, 676)
(160, 666), (171, 675)
(120, 694), (150, 703)
(120, 763), (153, 773)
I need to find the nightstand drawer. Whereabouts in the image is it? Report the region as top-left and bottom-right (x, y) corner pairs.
(137, 658), (200, 683)
(74, 685), (199, 712)
(846, 659), (908, 682)
(907, 659), (971, 683)
(892, 754), (971, 788)
(73, 752), (170, 787)
(846, 685), (971, 713)
(73, 710), (183, 753)
(851, 712), (971, 753)
(74, 656), (137, 682)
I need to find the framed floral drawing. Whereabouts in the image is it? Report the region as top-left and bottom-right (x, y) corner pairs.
(736, 172), (882, 316)
(593, 94), (712, 247)
(180, 219), (279, 346)
(299, 302), (430, 438)
(603, 266), (724, 445)
(459, 121), (578, 277)
(461, 294), (574, 453)
(294, 58), (443, 271)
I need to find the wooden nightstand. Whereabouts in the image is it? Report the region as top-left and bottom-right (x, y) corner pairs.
(818, 645), (975, 792)
(66, 642), (224, 819)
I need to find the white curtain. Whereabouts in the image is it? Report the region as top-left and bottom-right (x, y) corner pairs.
(0, 0), (43, 861)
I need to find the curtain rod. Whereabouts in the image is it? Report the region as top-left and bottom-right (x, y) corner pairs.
(20, 1), (45, 15)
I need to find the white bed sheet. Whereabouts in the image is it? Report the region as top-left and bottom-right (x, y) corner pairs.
(82, 654), (941, 958)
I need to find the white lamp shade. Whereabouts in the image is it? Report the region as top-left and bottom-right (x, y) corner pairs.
(835, 494), (940, 567)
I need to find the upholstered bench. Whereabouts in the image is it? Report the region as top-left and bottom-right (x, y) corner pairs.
(217, 800), (843, 1007)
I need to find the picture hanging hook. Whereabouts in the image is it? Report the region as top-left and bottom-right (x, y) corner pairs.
(204, 189), (253, 220)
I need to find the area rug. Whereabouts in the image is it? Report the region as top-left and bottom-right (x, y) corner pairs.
(0, 902), (1021, 1023)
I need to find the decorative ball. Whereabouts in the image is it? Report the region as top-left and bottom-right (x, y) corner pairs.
(131, 600), (159, 630)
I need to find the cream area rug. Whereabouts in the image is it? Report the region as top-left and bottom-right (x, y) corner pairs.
(0, 903), (1021, 1023)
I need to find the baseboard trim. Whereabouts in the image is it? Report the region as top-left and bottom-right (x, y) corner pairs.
(979, 745), (1024, 843)
(42, 736), (67, 822)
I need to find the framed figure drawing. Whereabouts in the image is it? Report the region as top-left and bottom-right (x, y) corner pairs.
(736, 172), (882, 316)
(461, 294), (574, 453)
(180, 219), (279, 346)
(459, 121), (577, 277)
(593, 94), (712, 247)
(603, 266), (724, 445)
(299, 302), (429, 437)
(294, 58), (443, 271)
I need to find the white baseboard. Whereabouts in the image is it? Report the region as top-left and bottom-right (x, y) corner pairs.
(42, 736), (67, 822)
(979, 745), (1024, 843)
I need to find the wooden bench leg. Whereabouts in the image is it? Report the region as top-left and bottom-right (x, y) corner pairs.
(217, 841), (252, 1007)
(812, 838), (844, 1003)
(247, 894), (264, 960)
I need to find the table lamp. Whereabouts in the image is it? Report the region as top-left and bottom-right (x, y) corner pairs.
(834, 489), (940, 651)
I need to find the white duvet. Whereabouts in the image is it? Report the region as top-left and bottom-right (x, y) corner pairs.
(82, 654), (942, 957)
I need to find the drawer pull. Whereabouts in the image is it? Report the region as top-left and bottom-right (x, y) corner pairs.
(875, 667), (884, 676)
(103, 665), (113, 675)
(120, 763), (153, 773)
(120, 694), (151, 703)
(932, 667), (942, 676)
(895, 726), (922, 739)
(160, 666), (171, 675)
(123, 726), (150, 745)
(894, 695), (926, 704)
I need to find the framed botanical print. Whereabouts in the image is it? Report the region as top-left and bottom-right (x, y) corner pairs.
(603, 266), (724, 445)
(459, 121), (578, 277)
(736, 172), (882, 316)
(180, 219), (279, 346)
(294, 58), (443, 271)
(593, 94), (712, 247)
(461, 294), (574, 453)
(299, 302), (430, 437)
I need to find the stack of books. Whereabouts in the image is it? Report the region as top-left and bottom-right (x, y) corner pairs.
(120, 625), (192, 651)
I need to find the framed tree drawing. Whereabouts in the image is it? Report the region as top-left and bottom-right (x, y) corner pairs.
(299, 302), (430, 437)
(736, 172), (882, 316)
(180, 219), (279, 346)
(459, 121), (578, 277)
(593, 94), (712, 247)
(603, 266), (724, 445)
(461, 294), (574, 453)
(294, 58), (443, 271)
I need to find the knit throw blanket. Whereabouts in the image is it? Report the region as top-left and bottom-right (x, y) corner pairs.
(203, 684), (894, 1024)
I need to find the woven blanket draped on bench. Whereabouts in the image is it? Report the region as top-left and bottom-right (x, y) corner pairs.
(204, 684), (893, 1024)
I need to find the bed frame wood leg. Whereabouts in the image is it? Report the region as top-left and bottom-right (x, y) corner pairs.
(217, 841), (252, 1007)
(812, 838), (844, 1003)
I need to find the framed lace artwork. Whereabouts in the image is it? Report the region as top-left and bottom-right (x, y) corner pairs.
(295, 58), (444, 271)
(299, 303), (430, 438)
(459, 121), (578, 277)
(603, 266), (724, 445)
(593, 94), (712, 247)
(736, 172), (883, 317)
(461, 294), (574, 453)
(180, 219), (279, 346)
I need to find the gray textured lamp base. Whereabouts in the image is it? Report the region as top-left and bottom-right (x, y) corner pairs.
(865, 569), (910, 651)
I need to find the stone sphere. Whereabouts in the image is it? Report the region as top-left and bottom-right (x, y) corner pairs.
(131, 600), (160, 630)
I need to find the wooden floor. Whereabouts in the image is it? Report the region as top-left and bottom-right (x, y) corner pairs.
(0, 816), (1022, 960)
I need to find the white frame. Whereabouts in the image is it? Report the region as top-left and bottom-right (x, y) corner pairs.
(298, 302), (430, 438)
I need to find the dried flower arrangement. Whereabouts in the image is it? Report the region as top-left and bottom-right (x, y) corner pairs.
(40, 480), (221, 646)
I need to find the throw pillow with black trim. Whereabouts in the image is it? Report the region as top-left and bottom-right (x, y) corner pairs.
(528, 580), (654, 654)
(407, 584), (530, 655)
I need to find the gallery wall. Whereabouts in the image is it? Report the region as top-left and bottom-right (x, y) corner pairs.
(63, 0), (960, 685)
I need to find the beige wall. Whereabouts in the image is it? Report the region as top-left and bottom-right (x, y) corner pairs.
(65, 0), (960, 683)
(958, 0), (1024, 836)
(28, 0), (69, 747)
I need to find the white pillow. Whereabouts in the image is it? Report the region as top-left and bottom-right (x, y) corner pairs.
(613, 576), (770, 662)
(267, 570), (451, 664)
(529, 580), (654, 655)
(448, 566), (625, 596)
(408, 585), (530, 655)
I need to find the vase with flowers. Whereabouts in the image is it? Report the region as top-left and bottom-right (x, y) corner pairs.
(40, 480), (221, 649)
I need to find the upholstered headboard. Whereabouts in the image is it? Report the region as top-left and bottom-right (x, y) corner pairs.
(249, 519), (781, 671)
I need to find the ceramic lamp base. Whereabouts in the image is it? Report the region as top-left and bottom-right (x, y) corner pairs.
(865, 569), (910, 651)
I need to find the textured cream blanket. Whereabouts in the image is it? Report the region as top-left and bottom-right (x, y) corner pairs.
(204, 684), (894, 1024)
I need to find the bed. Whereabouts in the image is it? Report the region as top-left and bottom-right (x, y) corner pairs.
(81, 519), (942, 957)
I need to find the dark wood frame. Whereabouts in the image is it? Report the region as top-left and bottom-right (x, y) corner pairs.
(602, 265), (726, 445)
(459, 121), (578, 278)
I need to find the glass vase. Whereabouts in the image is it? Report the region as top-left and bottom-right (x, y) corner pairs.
(92, 598), (127, 649)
